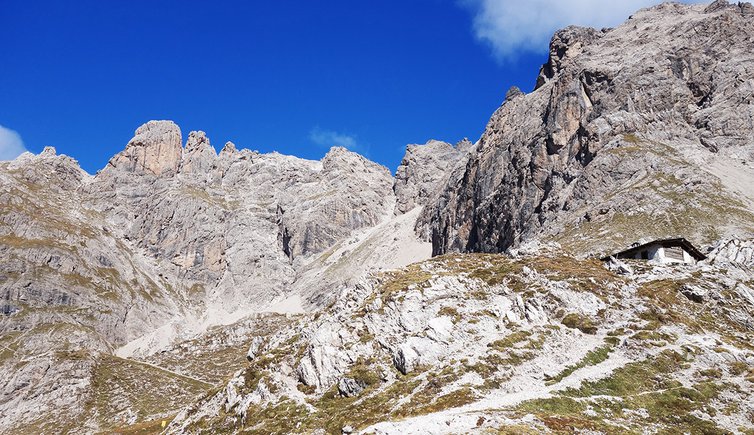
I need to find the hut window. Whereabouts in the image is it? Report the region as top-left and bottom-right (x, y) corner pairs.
(665, 246), (684, 261)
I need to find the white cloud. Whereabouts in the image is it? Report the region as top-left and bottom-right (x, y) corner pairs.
(462, 0), (705, 60)
(0, 125), (28, 161)
(309, 127), (370, 156)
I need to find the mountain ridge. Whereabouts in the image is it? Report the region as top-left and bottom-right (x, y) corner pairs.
(1, 1), (754, 433)
(422, 0), (754, 258)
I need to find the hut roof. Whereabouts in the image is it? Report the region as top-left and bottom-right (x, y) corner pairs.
(600, 238), (707, 261)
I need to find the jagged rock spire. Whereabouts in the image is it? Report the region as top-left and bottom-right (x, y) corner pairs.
(180, 130), (217, 174)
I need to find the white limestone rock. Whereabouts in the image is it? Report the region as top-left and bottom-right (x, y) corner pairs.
(104, 120), (182, 176)
(393, 139), (470, 214)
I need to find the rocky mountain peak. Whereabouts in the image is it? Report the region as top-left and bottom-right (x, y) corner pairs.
(103, 120), (183, 176)
(504, 86), (524, 102)
(455, 137), (474, 152)
(426, 0), (754, 257)
(536, 25), (604, 89)
(185, 130), (211, 152)
(40, 146), (57, 157)
(181, 130), (217, 175)
(5, 146), (87, 192)
(275, 146), (396, 262)
(220, 141), (237, 157)
(704, 0), (754, 13)
(321, 146), (390, 178)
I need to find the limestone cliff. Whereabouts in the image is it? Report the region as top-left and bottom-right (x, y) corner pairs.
(393, 139), (471, 214)
(423, 1), (754, 257)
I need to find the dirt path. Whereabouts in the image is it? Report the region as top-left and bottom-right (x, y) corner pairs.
(118, 356), (215, 388)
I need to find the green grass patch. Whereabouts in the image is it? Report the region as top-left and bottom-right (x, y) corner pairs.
(545, 341), (615, 385)
(563, 350), (686, 398)
(487, 330), (532, 352)
(517, 350), (731, 434)
(561, 313), (598, 334)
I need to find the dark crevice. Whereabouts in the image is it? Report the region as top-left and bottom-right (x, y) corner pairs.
(276, 205), (294, 261)
(574, 125), (596, 166)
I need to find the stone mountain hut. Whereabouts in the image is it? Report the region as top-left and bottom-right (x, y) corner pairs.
(600, 238), (706, 265)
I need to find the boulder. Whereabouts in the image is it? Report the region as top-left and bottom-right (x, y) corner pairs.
(337, 377), (365, 397)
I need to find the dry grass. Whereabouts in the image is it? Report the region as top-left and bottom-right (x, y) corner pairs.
(103, 417), (174, 435)
(438, 306), (462, 323)
(86, 355), (211, 431)
(561, 313), (598, 334)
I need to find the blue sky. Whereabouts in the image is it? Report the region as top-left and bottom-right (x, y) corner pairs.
(0, 0), (699, 173)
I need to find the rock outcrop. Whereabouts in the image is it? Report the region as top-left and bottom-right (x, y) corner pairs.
(707, 238), (754, 267)
(169, 249), (754, 434)
(423, 1), (754, 256)
(104, 120), (183, 176)
(394, 139), (471, 214)
(277, 146), (395, 261)
(180, 130), (217, 175)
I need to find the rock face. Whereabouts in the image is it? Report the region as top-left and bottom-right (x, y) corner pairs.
(423, 1), (754, 256)
(707, 238), (754, 267)
(104, 120), (183, 175)
(88, 126), (408, 336)
(393, 140), (471, 214)
(181, 130), (217, 175)
(277, 147), (395, 261)
(0, 149), (184, 431)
